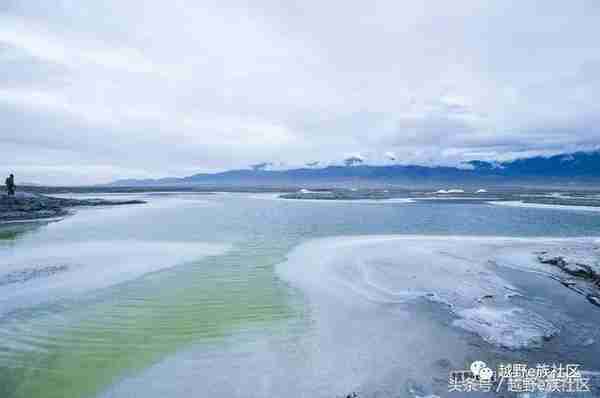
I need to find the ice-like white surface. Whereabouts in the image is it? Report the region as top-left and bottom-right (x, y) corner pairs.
(489, 201), (600, 212)
(453, 307), (558, 349)
(254, 193), (415, 204)
(297, 188), (333, 194)
(0, 240), (230, 315)
(418, 196), (500, 201)
(102, 235), (600, 398)
(434, 189), (465, 194)
(277, 235), (566, 350)
(279, 236), (512, 307)
(106, 236), (505, 398)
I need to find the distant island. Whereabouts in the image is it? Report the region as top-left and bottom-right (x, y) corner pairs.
(109, 150), (600, 188)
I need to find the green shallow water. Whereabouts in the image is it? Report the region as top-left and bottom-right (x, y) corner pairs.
(2, 192), (600, 398)
(0, 241), (297, 398)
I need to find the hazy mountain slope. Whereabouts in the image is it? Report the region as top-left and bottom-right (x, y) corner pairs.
(110, 150), (600, 187)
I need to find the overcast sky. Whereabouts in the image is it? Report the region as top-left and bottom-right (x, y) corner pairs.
(1, 1), (599, 184)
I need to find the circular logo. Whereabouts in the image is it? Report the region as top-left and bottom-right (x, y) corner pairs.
(470, 361), (487, 376)
(479, 367), (493, 381)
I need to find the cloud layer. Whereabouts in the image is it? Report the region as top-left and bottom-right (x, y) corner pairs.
(1, 1), (600, 184)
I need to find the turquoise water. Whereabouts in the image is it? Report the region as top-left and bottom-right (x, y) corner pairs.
(1, 193), (600, 397)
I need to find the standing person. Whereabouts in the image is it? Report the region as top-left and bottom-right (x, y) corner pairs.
(5, 174), (15, 196)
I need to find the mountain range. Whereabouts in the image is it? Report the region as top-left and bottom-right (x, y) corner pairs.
(110, 150), (600, 187)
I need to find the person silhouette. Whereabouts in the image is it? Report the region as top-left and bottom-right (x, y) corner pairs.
(5, 174), (15, 196)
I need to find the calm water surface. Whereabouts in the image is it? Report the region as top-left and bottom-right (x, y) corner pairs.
(1, 193), (600, 398)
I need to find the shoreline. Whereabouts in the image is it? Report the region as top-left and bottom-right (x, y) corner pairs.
(0, 193), (146, 224)
(0, 216), (66, 225)
(277, 235), (600, 348)
(3, 195), (600, 398)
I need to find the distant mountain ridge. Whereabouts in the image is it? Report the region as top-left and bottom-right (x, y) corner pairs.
(110, 150), (600, 187)
(468, 150), (600, 177)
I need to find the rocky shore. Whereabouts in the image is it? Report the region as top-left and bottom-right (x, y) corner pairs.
(537, 246), (600, 307)
(279, 189), (398, 200)
(280, 188), (600, 209)
(0, 192), (145, 223)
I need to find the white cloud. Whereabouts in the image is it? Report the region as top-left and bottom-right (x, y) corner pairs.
(1, 0), (600, 183)
(384, 151), (396, 161)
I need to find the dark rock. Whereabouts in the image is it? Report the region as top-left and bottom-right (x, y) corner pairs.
(477, 294), (494, 303)
(1, 193), (145, 222)
(587, 295), (600, 307)
(560, 279), (577, 287)
(538, 253), (598, 279)
(540, 248), (600, 308)
(280, 189), (400, 201)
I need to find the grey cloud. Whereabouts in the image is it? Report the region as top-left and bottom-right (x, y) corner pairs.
(1, 1), (600, 183)
(343, 155), (364, 167)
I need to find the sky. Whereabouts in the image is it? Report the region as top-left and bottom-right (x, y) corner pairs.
(1, 1), (599, 184)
